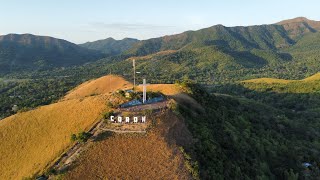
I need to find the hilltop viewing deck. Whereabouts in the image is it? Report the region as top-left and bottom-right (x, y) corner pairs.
(120, 99), (168, 112)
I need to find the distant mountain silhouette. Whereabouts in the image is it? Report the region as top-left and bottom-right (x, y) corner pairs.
(0, 34), (104, 73)
(79, 37), (139, 56)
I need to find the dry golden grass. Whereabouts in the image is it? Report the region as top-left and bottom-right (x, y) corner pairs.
(242, 73), (320, 84)
(302, 73), (320, 81)
(65, 112), (191, 180)
(0, 96), (108, 179)
(64, 75), (132, 100)
(242, 78), (293, 84)
(0, 73), (187, 179)
(0, 75), (130, 179)
(137, 84), (182, 95)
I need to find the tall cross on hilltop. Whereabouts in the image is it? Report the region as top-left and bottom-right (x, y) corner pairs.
(139, 79), (150, 104)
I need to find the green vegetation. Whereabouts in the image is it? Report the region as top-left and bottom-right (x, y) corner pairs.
(2, 18), (320, 120)
(0, 34), (104, 74)
(1, 17), (320, 179)
(103, 110), (114, 120)
(71, 132), (92, 143)
(179, 146), (199, 180)
(177, 82), (320, 179)
(79, 37), (139, 56)
(0, 78), (77, 119)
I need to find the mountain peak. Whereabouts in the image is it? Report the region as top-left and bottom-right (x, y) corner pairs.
(275, 17), (320, 39)
(276, 17), (317, 25)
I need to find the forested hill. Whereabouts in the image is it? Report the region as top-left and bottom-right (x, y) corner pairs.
(92, 17), (319, 83)
(3, 17), (320, 83)
(179, 79), (320, 179)
(0, 34), (104, 74)
(126, 17), (320, 56)
(277, 17), (320, 39)
(79, 37), (139, 56)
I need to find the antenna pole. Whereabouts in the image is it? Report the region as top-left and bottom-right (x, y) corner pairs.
(133, 59), (136, 91)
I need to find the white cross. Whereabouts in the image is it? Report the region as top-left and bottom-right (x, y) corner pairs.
(139, 79), (150, 103)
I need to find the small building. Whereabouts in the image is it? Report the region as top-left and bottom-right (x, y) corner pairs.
(124, 89), (134, 98)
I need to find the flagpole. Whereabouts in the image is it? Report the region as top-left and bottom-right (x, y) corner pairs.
(133, 59), (136, 91)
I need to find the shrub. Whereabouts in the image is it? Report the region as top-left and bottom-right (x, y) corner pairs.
(70, 132), (92, 143)
(103, 111), (114, 119)
(70, 134), (77, 142)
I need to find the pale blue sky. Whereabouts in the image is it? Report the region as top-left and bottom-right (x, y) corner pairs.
(0, 0), (319, 43)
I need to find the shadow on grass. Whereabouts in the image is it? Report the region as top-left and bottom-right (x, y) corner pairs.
(93, 131), (114, 142)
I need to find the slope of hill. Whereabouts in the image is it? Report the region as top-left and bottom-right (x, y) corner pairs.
(64, 75), (132, 100)
(242, 78), (293, 84)
(79, 37), (139, 56)
(94, 17), (316, 83)
(0, 34), (104, 74)
(4, 17), (320, 84)
(125, 24), (294, 56)
(177, 82), (320, 179)
(64, 111), (193, 179)
(241, 73), (320, 93)
(126, 17), (319, 57)
(0, 96), (107, 179)
(301, 72), (320, 81)
(0, 75), (130, 179)
(277, 17), (320, 39)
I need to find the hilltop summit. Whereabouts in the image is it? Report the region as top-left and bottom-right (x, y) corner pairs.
(276, 17), (320, 39)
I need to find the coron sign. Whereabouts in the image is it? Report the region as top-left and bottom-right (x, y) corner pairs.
(110, 116), (146, 123)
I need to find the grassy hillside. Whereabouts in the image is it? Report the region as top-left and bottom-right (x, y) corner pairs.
(0, 96), (107, 179)
(241, 73), (320, 93)
(64, 75), (132, 100)
(0, 75), (129, 179)
(65, 111), (192, 179)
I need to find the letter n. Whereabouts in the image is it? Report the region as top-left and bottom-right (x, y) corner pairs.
(141, 116), (146, 123)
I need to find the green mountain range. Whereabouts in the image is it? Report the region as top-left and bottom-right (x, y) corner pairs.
(110, 17), (319, 83)
(1, 17), (320, 179)
(0, 34), (104, 74)
(79, 37), (139, 56)
(2, 17), (320, 83)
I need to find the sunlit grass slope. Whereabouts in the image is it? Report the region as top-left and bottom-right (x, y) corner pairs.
(0, 75), (132, 179)
(241, 73), (320, 93)
(64, 75), (132, 100)
(65, 111), (192, 179)
(0, 96), (107, 179)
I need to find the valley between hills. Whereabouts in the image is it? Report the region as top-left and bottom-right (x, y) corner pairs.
(1, 17), (320, 179)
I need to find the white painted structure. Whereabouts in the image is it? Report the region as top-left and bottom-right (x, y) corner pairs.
(140, 79), (150, 104)
(133, 59), (136, 90)
(110, 116), (146, 123)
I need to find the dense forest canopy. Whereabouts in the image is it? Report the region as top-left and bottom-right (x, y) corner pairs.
(1, 17), (320, 179)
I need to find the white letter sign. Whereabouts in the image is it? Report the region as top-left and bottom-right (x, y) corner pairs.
(141, 116), (146, 123)
(118, 116), (122, 123)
